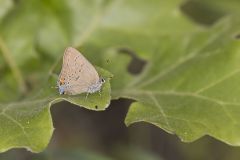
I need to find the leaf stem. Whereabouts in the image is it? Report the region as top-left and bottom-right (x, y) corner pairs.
(0, 36), (27, 93)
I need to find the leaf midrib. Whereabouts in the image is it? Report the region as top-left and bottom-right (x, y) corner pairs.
(128, 24), (228, 89)
(116, 89), (240, 105)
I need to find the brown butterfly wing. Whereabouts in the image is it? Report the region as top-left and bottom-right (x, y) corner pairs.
(58, 47), (99, 95)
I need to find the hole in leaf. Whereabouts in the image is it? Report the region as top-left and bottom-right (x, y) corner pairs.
(13, 0), (20, 4)
(118, 48), (146, 75)
(235, 34), (240, 39)
(181, 0), (224, 26)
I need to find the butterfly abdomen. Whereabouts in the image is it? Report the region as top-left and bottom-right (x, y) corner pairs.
(87, 83), (102, 93)
(87, 78), (105, 93)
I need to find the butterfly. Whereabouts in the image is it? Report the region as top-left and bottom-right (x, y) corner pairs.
(57, 47), (105, 95)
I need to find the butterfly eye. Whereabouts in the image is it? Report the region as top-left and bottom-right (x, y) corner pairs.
(59, 86), (65, 95)
(101, 78), (105, 83)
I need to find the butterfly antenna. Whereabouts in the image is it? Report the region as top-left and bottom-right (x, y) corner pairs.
(49, 73), (58, 79)
(51, 85), (58, 89)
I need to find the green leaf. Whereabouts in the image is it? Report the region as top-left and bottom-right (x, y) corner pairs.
(0, 100), (53, 152)
(0, 0), (13, 23)
(0, 67), (112, 153)
(80, 0), (240, 146)
(1, 0), (240, 153)
(0, 0), (114, 152)
(113, 17), (240, 145)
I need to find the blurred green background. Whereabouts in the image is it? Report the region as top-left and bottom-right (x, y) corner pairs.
(1, 0), (240, 159)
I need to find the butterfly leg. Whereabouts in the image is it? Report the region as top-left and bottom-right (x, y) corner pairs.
(85, 92), (89, 100)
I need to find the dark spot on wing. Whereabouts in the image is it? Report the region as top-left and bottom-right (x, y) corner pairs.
(75, 76), (80, 80)
(74, 55), (80, 61)
(95, 105), (98, 109)
(78, 64), (84, 72)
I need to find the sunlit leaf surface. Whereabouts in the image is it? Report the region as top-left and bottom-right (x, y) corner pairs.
(0, 0), (240, 153)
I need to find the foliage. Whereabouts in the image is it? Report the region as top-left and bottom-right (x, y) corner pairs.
(0, 0), (240, 153)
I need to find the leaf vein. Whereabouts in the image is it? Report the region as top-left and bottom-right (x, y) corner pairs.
(137, 29), (226, 88)
(0, 113), (32, 147)
(147, 92), (172, 130)
(195, 68), (240, 93)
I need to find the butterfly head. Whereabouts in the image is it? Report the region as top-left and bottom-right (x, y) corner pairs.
(99, 77), (105, 84)
(58, 85), (65, 95)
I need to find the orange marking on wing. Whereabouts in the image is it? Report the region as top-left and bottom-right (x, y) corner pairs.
(59, 78), (65, 85)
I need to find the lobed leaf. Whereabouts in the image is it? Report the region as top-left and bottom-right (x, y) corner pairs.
(1, 0), (240, 153)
